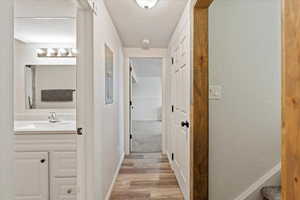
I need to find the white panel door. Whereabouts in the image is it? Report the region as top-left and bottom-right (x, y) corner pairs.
(170, 25), (190, 199)
(15, 152), (49, 200)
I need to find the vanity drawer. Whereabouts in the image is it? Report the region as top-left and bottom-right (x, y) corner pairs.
(53, 178), (77, 200)
(53, 151), (76, 177)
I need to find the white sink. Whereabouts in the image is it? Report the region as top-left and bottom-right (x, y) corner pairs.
(14, 120), (76, 134)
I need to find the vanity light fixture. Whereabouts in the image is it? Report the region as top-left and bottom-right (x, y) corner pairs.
(58, 48), (68, 57)
(135, 0), (158, 9)
(71, 48), (78, 56)
(36, 48), (78, 58)
(47, 48), (57, 57)
(36, 48), (47, 57)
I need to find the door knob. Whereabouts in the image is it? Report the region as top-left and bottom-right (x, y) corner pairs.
(181, 121), (190, 128)
(77, 127), (83, 135)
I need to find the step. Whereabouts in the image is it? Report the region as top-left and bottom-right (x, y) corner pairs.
(261, 186), (281, 200)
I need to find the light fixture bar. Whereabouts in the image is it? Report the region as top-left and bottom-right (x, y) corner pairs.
(36, 48), (78, 58)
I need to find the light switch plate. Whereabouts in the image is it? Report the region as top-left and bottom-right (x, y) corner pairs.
(209, 85), (222, 100)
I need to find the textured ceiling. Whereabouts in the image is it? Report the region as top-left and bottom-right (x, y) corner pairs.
(104, 0), (188, 48)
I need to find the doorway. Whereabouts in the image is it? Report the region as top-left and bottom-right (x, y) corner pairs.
(12, 0), (94, 199)
(129, 57), (163, 153)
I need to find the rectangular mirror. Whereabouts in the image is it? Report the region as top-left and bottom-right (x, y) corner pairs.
(14, 16), (77, 111)
(24, 65), (76, 109)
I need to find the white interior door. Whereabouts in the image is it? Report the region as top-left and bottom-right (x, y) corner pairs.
(15, 152), (49, 200)
(76, 4), (94, 200)
(170, 25), (190, 199)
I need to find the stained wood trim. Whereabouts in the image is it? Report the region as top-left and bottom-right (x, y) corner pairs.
(195, 0), (214, 9)
(282, 0), (300, 199)
(191, 7), (209, 200)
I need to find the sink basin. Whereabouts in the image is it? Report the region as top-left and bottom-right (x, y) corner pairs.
(14, 121), (76, 134)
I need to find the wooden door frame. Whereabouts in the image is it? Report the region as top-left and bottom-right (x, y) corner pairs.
(281, 0), (300, 199)
(192, 0), (298, 200)
(191, 0), (214, 199)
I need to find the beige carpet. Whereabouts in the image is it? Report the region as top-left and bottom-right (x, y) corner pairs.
(132, 120), (162, 153)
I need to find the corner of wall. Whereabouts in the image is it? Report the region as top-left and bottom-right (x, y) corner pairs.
(234, 163), (281, 200)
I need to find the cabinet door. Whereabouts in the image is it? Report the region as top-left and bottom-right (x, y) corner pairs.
(15, 152), (49, 200)
(53, 178), (76, 200)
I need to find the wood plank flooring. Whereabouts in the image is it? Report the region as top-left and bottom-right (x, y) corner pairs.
(110, 153), (184, 200)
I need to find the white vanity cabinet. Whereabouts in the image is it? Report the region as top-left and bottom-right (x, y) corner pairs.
(15, 152), (49, 200)
(14, 134), (77, 200)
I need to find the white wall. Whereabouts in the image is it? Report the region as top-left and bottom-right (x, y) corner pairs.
(208, 0), (281, 199)
(0, 0), (13, 199)
(132, 77), (162, 121)
(123, 48), (167, 154)
(92, 0), (124, 199)
(34, 65), (76, 109)
(14, 40), (76, 118)
(14, 0), (76, 18)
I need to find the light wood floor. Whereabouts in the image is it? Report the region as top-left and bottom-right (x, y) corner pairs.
(110, 153), (184, 200)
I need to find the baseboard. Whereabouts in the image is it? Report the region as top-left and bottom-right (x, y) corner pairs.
(233, 163), (281, 200)
(104, 153), (125, 200)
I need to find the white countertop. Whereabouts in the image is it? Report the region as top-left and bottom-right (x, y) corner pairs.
(14, 120), (76, 134)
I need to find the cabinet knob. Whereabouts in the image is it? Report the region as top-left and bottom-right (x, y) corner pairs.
(67, 189), (72, 194)
(40, 159), (46, 163)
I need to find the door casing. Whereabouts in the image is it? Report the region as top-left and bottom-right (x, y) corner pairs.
(191, 0), (214, 199)
(128, 57), (164, 154)
(76, 1), (94, 200)
(124, 49), (168, 155)
(281, 0), (300, 199)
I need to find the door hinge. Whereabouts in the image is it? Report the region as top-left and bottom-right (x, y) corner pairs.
(130, 134), (133, 139)
(77, 127), (83, 135)
(171, 153), (174, 161)
(171, 57), (174, 65)
(171, 105), (174, 112)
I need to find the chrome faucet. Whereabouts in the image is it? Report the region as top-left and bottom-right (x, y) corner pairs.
(48, 112), (59, 123)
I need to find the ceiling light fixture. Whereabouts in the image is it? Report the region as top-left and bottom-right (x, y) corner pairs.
(135, 0), (158, 9)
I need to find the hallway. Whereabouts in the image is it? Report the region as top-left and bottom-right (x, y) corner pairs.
(110, 153), (184, 200)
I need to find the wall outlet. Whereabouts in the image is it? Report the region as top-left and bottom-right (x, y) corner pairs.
(209, 85), (222, 100)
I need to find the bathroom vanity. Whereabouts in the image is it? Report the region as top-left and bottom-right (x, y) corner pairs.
(14, 121), (77, 200)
